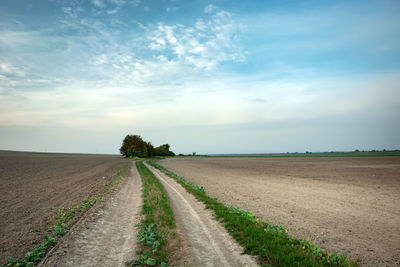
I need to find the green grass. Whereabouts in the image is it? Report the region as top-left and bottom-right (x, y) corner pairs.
(126, 161), (176, 266)
(1, 163), (128, 267)
(149, 161), (357, 267)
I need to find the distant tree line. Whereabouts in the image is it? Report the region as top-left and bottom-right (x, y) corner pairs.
(120, 135), (175, 158)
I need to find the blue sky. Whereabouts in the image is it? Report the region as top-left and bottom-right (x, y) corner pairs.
(0, 0), (399, 154)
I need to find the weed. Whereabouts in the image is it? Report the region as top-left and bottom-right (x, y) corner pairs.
(126, 251), (156, 266)
(53, 222), (66, 236)
(138, 223), (158, 247)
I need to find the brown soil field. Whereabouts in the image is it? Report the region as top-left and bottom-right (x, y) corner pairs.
(160, 156), (400, 266)
(0, 150), (128, 264)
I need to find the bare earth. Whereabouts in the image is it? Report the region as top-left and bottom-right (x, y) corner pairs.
(146, 163), (258, 267)
(0, 151), (128, 263)
(41, 162), (142, 266)
(160, 156), (400, 266)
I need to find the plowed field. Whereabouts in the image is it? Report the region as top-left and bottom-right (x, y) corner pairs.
(160, 156), (400, 266)
(0, 151), (127, 263)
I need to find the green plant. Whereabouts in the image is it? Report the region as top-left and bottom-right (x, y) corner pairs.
(53, 222), (66, 236)
(138, 223), (158, 247)
(126, 251), (156, 266)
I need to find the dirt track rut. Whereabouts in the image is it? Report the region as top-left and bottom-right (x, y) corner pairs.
(146, 163), (257, 267)
(41, 163), (142, 267)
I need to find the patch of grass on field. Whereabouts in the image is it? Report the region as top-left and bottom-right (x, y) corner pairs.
(149, 161), (357, 267)
(1, 163), (128, 267)
(126, 161), (176, 267)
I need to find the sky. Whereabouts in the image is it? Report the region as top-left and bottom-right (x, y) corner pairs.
(0, 0), (399, 154)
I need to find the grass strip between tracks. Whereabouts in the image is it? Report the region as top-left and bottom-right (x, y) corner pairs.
(1, 163), (128, 267)
(126, 161), (177, 267)
(149, 160), (357, 267)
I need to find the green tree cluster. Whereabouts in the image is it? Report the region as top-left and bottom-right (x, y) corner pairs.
(120, 135), (154, 158)
(120, 135), (175, 158)
(154, 144), (175, 156)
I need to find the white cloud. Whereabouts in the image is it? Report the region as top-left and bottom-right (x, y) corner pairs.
(166, 7), (178, 12)
(0, 63), (25, 77)
(195, 19), (207, 31)
(0, 30), (40, 47)
(215, 11), (231, 18)
(92, 0), (106, 8)
(62, 6), (74, 17)
(146, 12), (244, 73)
(58, 7), (246, 89)
(3, 67), (397, 132)
(104, 0), (131, 14)
(204, 4), (217, 14)
(108, 0), (127, 6)
(107, 8), (119, 14)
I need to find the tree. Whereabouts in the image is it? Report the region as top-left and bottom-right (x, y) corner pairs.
(120, 135), (154, 158)
(120, 135), (175, 158)
(154, 144), (175, 156)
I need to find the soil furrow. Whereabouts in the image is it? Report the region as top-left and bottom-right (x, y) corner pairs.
(42, 162), (142, 267)
(146, 163), (257, 267)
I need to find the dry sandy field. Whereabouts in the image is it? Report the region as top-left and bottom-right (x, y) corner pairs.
(0, 151), (127, 264)
(160, 156), (400, 266)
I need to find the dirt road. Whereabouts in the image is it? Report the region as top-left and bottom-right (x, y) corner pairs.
(161, 157), (400, 266)
(146, 163), (258, 267)
(41, 163), (142, 267)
